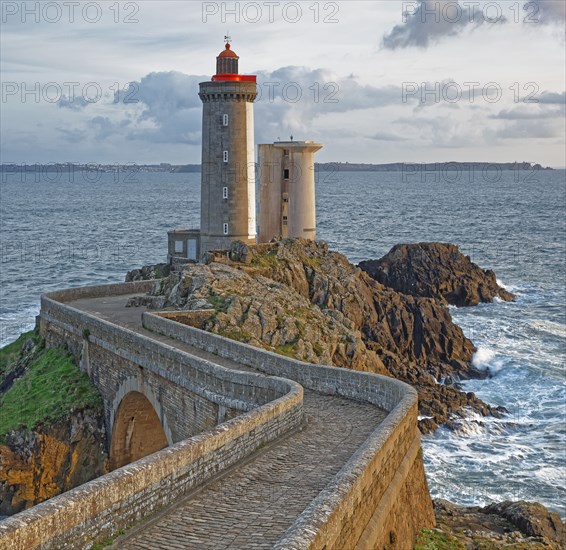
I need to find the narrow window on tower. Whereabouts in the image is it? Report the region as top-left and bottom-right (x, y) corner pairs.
(223, 114), (229, 126)
(283, 169), (290, 180)
(223, 150), (229, 163)
(223, 223), (229, 235)
(223, 186), (229, 200)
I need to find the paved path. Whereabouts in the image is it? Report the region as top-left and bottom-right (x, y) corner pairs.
(70, 294), (387, 549)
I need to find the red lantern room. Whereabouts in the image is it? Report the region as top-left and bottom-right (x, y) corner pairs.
(212, 41), (256, 83)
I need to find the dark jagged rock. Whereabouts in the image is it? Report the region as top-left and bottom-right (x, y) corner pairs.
(359, 243), (516, 307)
(482, 501), (565, 544)
(432, 499), (565, 549)
(125, 263), (171, 282)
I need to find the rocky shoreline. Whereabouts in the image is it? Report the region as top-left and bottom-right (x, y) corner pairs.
(129, 239), (513, 434)
(424, 499), (565, 549)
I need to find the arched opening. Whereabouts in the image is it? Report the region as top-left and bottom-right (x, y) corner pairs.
(109, 391), (168, 470)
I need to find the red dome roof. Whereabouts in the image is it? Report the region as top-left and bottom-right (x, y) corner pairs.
(218, 43), (239, 58)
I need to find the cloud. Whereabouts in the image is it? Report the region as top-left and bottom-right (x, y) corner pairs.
(538, 91), (566, 104)
(75, 67), (410, 147)
(381, 0), (500, 50)
(491, 106), (563, 120)
(368, 131), (408, 141)
(529, 0), (566, 24)
(496, 119), (562, 139)
(56, 126), (87, 142)
(57, 95), (91, 111)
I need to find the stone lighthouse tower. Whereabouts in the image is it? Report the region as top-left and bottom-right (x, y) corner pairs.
(198, 40), (258, 256)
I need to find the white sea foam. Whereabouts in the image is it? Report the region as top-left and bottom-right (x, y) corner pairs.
(496, 278), (510, 291)
(472, 347), (496, 369)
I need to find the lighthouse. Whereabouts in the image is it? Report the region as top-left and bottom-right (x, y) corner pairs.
(167, 40), (323, 265)
(198, 40), (258, 256)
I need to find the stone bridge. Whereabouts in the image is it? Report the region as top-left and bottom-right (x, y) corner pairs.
(0, 281), (434, 550)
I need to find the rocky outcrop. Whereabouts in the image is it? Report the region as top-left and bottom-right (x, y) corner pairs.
(0, 410), (108, 515)
(482, 501), (565, 544)
(125, 263), (171, 282)
(137, 239), (506, 433)
(431, 499), (565, 549)
(360, 243), (516, 307)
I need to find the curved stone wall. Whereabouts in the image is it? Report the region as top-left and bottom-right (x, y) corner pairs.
(143, 311), (435, 548)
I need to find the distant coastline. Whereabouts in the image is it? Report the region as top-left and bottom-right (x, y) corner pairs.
(0, 161), (555, 173)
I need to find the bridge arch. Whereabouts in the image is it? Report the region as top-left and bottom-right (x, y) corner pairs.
(108, 378), (173, 471)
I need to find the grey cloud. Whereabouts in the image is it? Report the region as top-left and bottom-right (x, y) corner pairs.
(538, 91), (566, 104)
(491, 106), (564, 120)
(57, 95), (91, 111)
(529, 0), (566, 23)
(381, 0), (499, 50)
(56, 127), (87, 142)
(112, 71), (206, 145)
(497, 119), (562, 139)
(88, 68), (409, 146)
(368, 132), (408, 141)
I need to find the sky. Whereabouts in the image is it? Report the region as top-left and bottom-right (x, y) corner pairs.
(1, 0), (565, 166)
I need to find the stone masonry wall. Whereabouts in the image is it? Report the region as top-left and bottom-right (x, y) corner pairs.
(144, 311), (435, 548)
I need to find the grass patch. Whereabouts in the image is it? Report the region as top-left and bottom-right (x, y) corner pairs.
(208, 294), (231, 314)
(0, 343), (103, 440)
(303, 256), (321, 269)
(251, 249), (280, 269)
(0, 330), (35, 380)
(219, 329), (254, 343)
(274, 340), (298, 358)
(414, 528), (466, 550)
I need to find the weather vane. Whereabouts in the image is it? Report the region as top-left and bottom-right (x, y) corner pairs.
(225, 33), (232, 43)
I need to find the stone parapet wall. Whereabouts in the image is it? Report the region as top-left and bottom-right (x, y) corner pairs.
(40, 292), (289, 414)
(144, 311), (435, 548)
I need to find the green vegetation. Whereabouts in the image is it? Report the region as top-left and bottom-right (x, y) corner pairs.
(414, 529), (465, 550)
(0, 332), (103, 440)
(91, 529), (125, 550)
(218, 329), (254, 343)
(207, 293), (231, 314)
(0, 330), (33, 379)
(303, 256), (321, 269)
(251, 249), (280, 269)
(274, 340), (299, 358)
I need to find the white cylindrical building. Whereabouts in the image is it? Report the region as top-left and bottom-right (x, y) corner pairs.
(258, 141), (323, 243)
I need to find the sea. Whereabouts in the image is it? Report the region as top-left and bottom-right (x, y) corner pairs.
(1, 167), (564, 518)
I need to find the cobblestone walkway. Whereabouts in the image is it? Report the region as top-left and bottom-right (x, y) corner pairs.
(71, 294), (387, 550)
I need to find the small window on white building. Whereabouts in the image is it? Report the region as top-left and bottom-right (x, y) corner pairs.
(223, 114), (229, 126)
(223, 223), (229, 235)
(174, 240), (184, 253)
(283, 149), (289, 156)
(223, 150), (229, 163)
(223, 186), (229, 199)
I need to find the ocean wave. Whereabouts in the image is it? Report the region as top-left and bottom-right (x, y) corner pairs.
(471, 346), (507, 375)
(529, 319), (566, 339)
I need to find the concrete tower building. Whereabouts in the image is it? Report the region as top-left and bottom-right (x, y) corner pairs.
(198, 42), (258, 256)
(258, 141), (323, 243)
